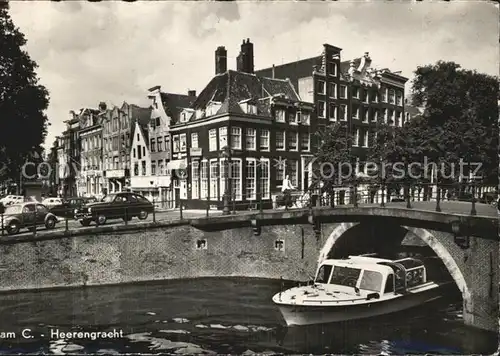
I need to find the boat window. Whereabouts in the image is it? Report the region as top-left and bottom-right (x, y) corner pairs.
(384, 273), (394, 293)
(406, 268), (425, 288)
(315, 265), (333, 283)
(329, 266), (361, 287)
(359, 270), (384, 292)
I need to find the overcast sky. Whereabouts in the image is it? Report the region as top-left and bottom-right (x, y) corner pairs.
(9, 1), (499, 150)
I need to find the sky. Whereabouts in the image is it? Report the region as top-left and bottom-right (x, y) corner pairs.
(8, 1), (499, 150)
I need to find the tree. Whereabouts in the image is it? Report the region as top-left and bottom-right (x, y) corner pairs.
(312, 122), (354, 196)
(411, 61), (498, 185)
(0, 3), (50, 182)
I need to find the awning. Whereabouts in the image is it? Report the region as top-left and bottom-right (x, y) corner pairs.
(166, 159), (187, 171)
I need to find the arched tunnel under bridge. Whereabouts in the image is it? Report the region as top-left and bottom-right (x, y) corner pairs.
(317, 222), (498, 334)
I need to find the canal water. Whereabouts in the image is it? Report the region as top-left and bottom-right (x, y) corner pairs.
(0, 277), (497, 355)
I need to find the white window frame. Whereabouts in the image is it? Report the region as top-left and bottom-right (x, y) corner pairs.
(362, 130), (368, 148)
(219, 127), (228, 150)
(363, 108), (369, 123)
(173, 135), (180, 153)
(328, 62), (337, 77)
(288, 131), (298, 151)
(382, 88), (388, 103)
(191, 132), (199, 149)
(353, 106), (360, 120)
(200, 160), (208, 199)
(260, 129), (270, 151)
(372, 109), (378, 122)
(353, 87), (360, 99)
(340, 85), (347, 99)
(340, 104), (347, 121)
(317, 80), (326, 95)
(299, 111), (310, 126)
(209, 159), (219, 201)
(179, 133), (187, 152)
(230, 158), (243, 201)
(329, 103), (337, 121)
(353, 128), (360, 147)
(209, 129), (217, 152)
(276, 130), (285, 151)
(318, 101), (326, 118)
(230, 127), (241, 150)
(288, 159), (299, 188)
(259, 158), (270, 200)
(329, 82), (337, 99)
(275, 109), (286, 122)
(300, 132), (310, 152)
(245, 128), (256, 150)
(245, 158), (257, 200)
(289, 111), (297, 125)
(191, 161), (200, 199)
(219, 157), (227, 200)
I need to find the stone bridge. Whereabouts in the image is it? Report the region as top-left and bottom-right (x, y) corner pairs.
(191, 201), (499, 333)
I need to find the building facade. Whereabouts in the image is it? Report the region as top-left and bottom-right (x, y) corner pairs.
(77, 105), (104, 198)
(169, 40), (315, 210)
(147, 86), (196, 207)
(256, 44), (408, 174)
(56, 115), (81, 198)
(102, 103), (151, 194)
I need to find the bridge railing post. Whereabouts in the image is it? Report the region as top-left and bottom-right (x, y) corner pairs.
(406, 181), (412, 209)
(380, 181), (385, 208)
(470, 180), (477, 216)
(353, 180), (358, 208)
(435, 182), (441, 212)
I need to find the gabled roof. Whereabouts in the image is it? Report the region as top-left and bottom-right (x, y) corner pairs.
(131, 120), (150, 149)
(190, 70), (301, 120)
(160, 93), (196, 122)
(255, 56), (322, 90)
(129, 104), (152, 127)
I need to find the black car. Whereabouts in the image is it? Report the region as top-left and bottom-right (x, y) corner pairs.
(75, 192), (154, 226)
(49, 197), (98, 218)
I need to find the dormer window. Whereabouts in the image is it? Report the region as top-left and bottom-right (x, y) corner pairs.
(275, 109), (286, 122)
(239, 99), (258, 115)
(206, 101), (222, 117)
(297, 111), (310, 125)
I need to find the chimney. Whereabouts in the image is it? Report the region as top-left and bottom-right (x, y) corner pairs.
(236, 38), (254, 74)
(272, 64), (275, 79)
(98, 102), (107, 112)
(188, 90), (196, 97)
(215, 46), (227, 75)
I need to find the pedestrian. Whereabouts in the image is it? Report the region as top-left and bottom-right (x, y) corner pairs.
(281, 175), (295, 208)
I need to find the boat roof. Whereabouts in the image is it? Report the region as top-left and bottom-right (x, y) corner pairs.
(321, 256), (394, 274)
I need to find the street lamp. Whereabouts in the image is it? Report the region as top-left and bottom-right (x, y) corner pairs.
(219, 145), (232, 215)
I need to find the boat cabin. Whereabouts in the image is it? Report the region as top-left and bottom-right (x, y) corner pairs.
(315, 256), (428, 297)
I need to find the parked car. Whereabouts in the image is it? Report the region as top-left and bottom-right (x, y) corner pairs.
(74, 192), (154, 226)
(1, 195), (24, 206)
(0, 202), (58, 235)
(479, 192), (497, 205)
(49, 197), (98, 218)
(42, 197), (64, 208)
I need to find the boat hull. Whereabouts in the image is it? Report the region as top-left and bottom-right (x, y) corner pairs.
(275, 285), (443, 326)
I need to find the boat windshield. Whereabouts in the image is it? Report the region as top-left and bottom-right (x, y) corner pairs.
(315, 264), (333, 283)
(329, 266), (362, 288)
(359, 270), (383, 292)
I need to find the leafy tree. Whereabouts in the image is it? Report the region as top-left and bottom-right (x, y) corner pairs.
(0, 3), (50, 182)
(312, 122), (354, 192)
(411, 61), (498, 186)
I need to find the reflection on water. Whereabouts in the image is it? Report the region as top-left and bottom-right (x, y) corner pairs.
(0, 277), (497, 354)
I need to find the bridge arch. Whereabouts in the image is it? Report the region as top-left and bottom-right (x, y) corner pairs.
(318, 222), (471, 309)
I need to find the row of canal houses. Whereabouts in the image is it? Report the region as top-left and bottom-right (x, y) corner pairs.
(53, 39), (416, 209)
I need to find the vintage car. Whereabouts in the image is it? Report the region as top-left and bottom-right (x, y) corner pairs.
(0, 202), (58, 235)
(74, 192), (154, 226)
(49, 197), (97, 218)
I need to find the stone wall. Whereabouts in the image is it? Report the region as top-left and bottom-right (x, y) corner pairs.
(0, 223), (328, 292)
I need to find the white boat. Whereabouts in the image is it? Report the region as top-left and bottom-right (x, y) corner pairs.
(272, 255), (444, 326)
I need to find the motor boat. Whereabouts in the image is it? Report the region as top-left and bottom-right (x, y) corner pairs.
(272, 254), (444, 326)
